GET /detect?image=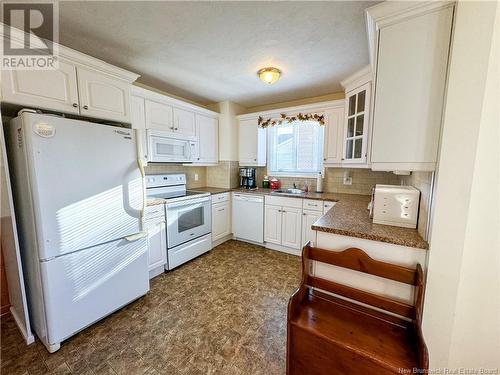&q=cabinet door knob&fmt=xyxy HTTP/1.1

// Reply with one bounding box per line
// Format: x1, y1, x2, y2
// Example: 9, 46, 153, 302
83, 105, 89, 110
197, 157, 200, 160
323, 158, 326, 161
254, 158, 257, 161
170, 126, 174, 130
72, 103, 78, 108
174, 128, 178, 130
